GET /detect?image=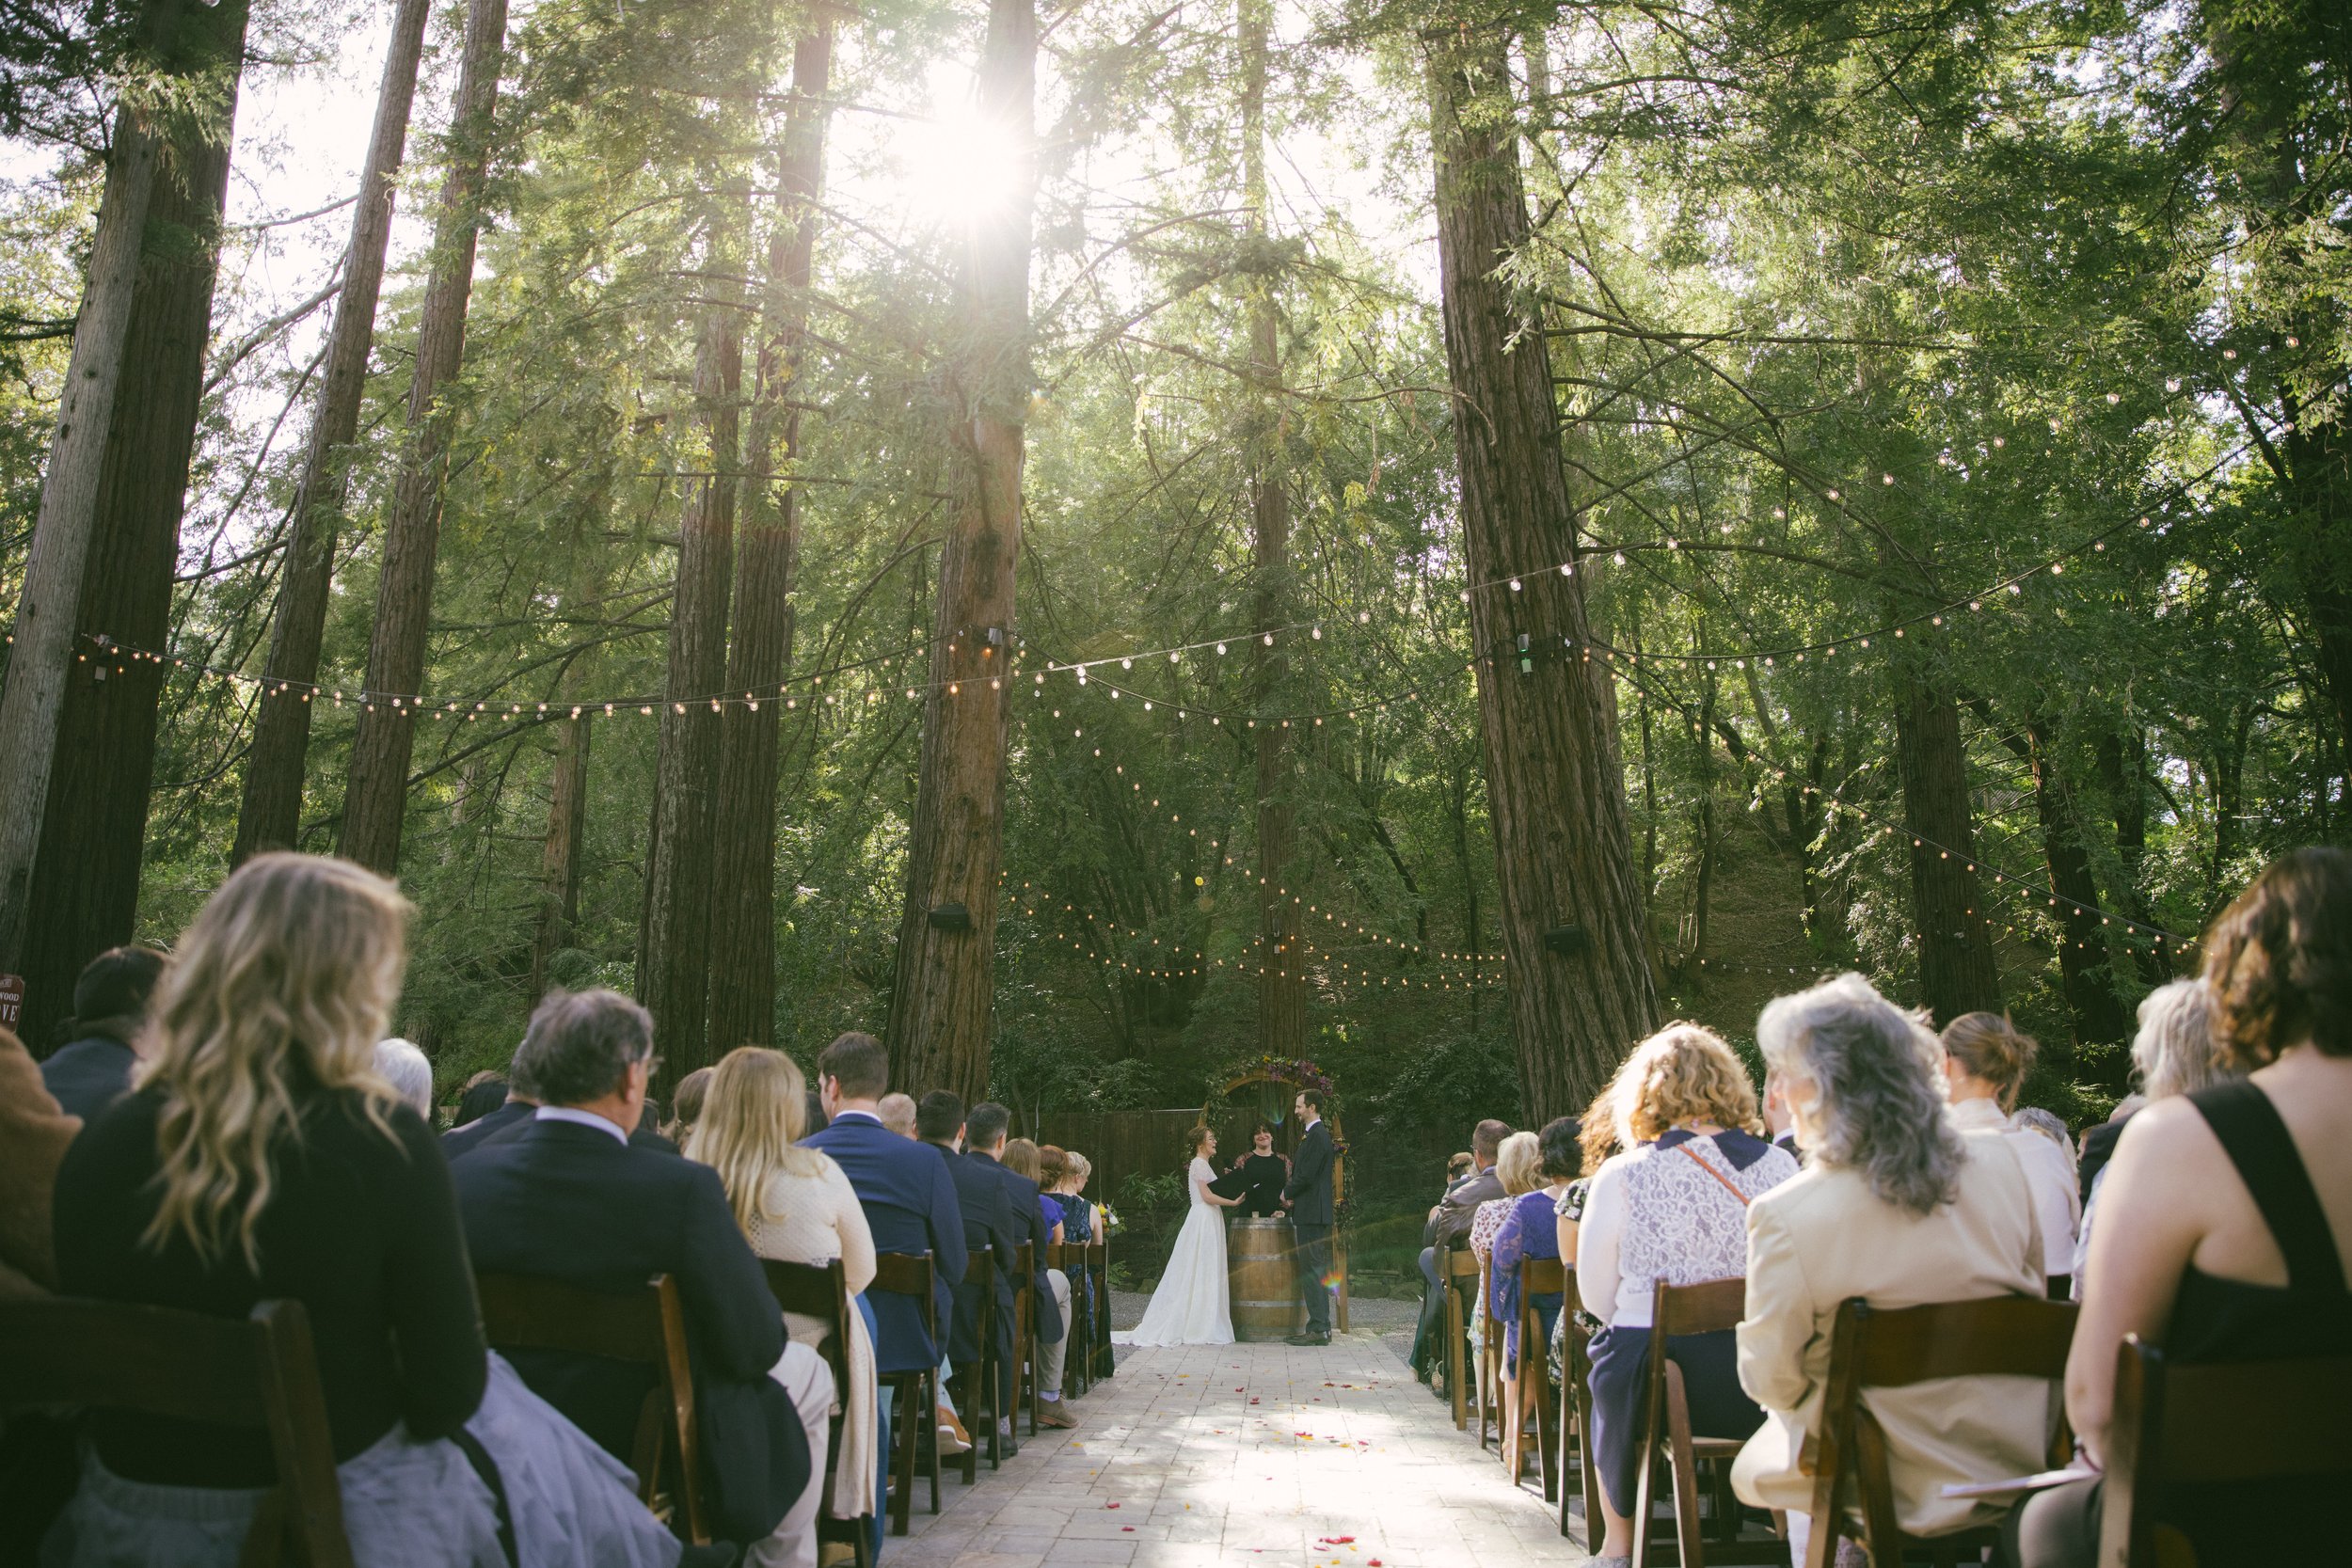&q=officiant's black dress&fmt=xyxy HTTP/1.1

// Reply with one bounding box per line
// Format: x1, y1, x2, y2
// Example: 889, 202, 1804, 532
1213, 1153, 1291, 1217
